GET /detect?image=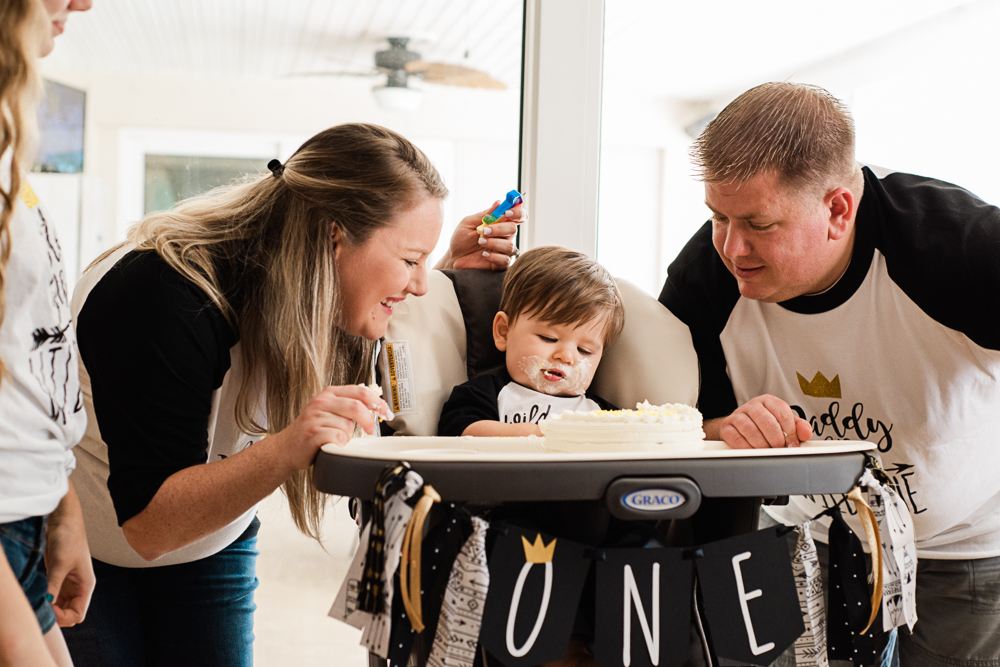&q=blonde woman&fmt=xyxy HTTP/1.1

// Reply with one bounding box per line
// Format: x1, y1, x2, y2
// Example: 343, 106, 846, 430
60, 123, 523, 666
0, 0, 94, 665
